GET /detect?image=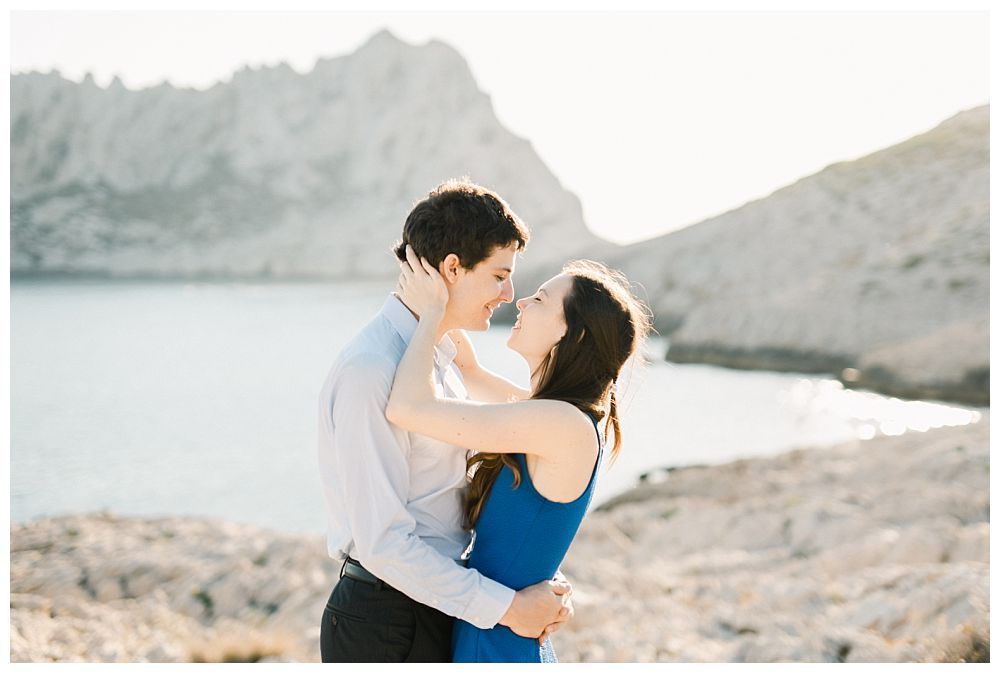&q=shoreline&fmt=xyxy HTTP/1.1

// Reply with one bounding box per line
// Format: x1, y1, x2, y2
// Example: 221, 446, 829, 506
9, 405, 988, 532
666, 344, 988, 407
